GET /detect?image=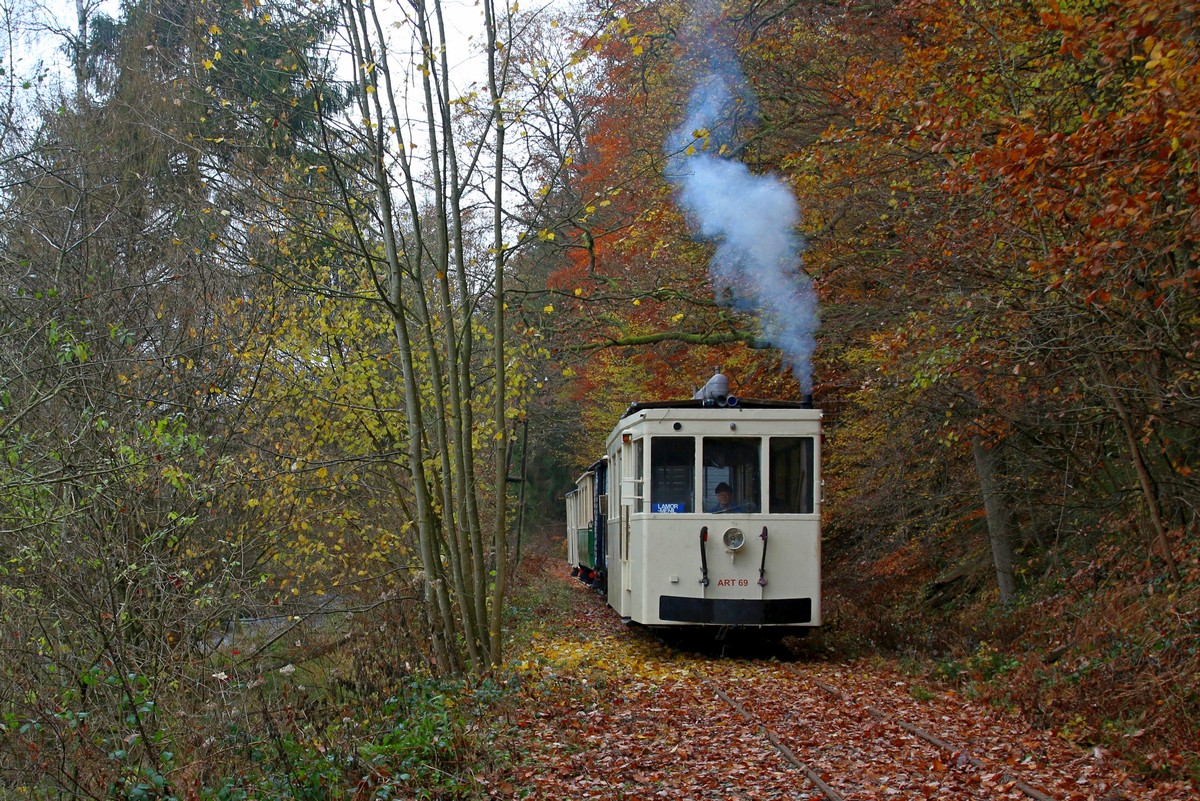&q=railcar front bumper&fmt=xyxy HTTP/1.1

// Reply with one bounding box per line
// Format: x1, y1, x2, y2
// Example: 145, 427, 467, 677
658, 595, 813, 625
